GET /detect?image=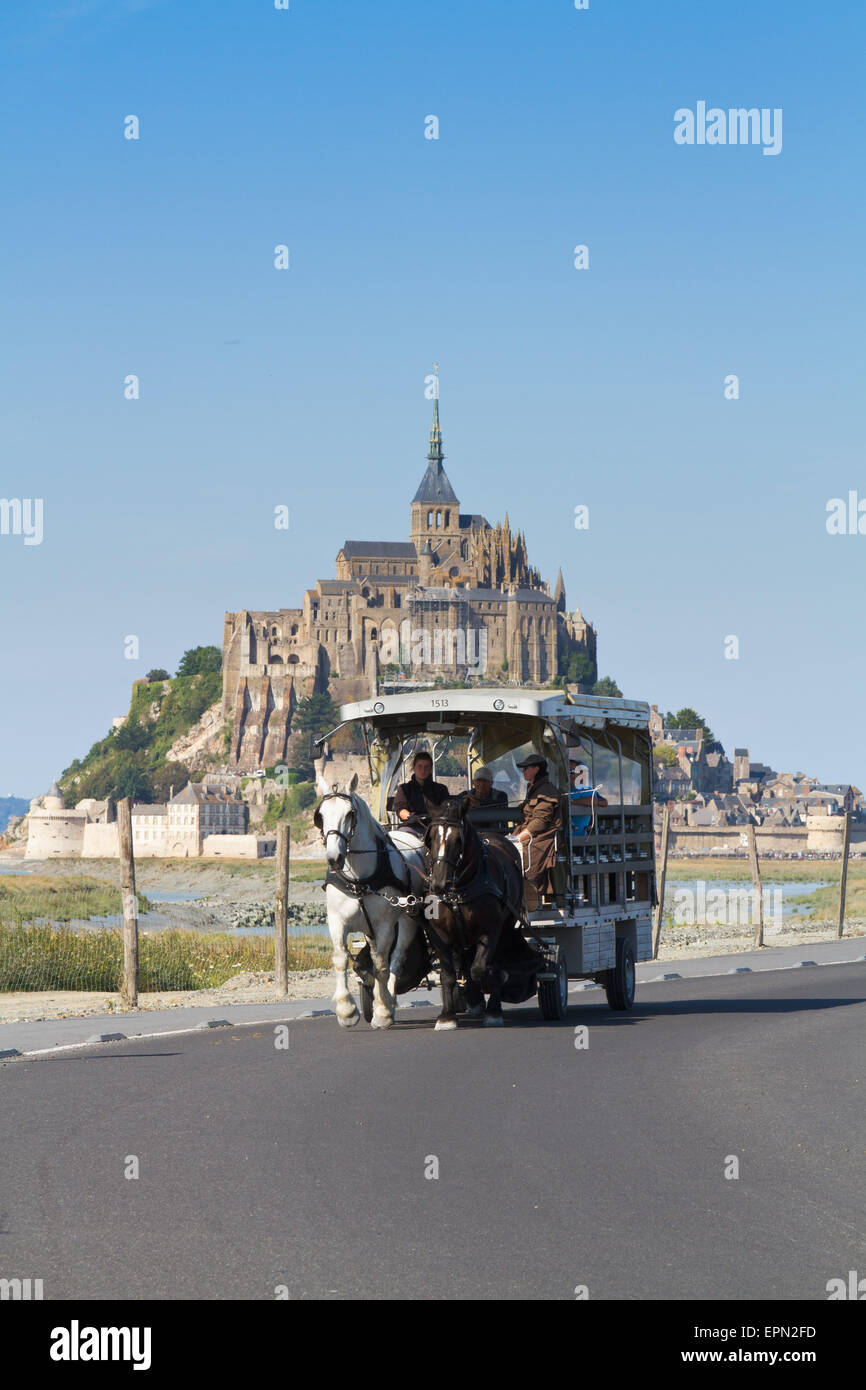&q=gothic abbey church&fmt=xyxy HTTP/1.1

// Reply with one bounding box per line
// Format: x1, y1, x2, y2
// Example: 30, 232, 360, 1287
222, 390, 597, 770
